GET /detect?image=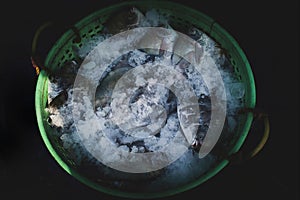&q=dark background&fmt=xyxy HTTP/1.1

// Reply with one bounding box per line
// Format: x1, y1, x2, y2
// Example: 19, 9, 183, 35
0, 0, 298, 199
